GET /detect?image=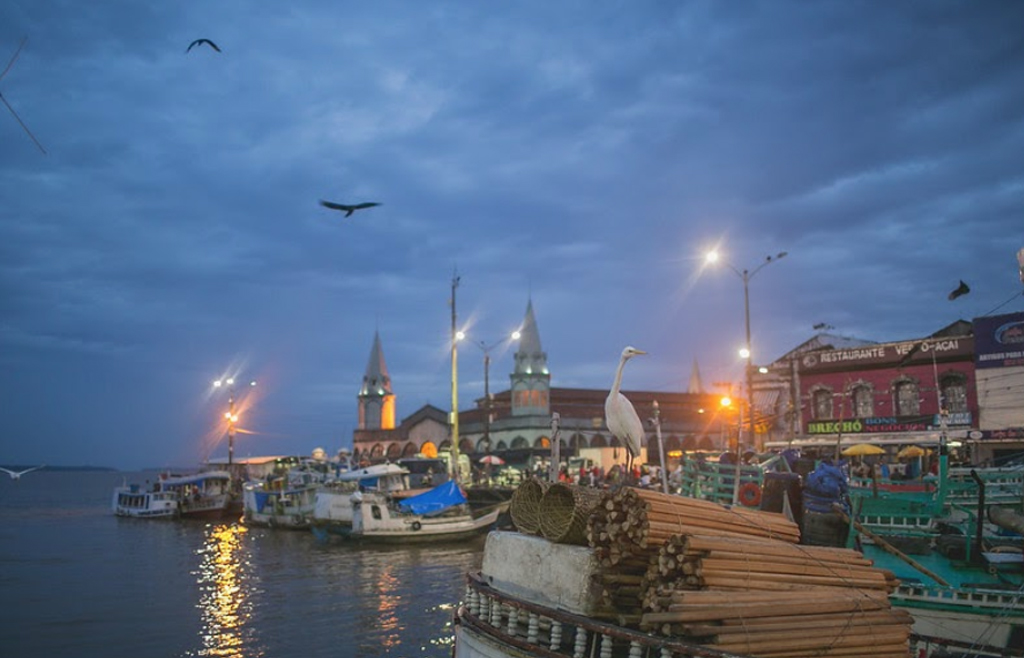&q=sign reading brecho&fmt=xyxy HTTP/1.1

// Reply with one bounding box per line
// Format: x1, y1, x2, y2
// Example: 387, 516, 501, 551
807, 413, 972, 435
799, 337, 974, 371
973, 311, 1024, 369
